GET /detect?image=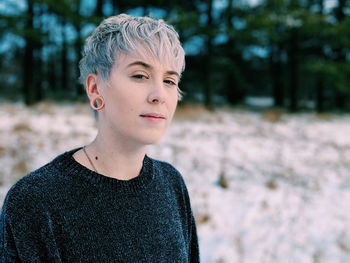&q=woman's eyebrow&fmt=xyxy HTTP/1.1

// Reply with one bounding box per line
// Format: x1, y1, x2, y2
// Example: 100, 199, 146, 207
127, 61, 151, 69
127, 61, 180, 78
166, 71, 180, 78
